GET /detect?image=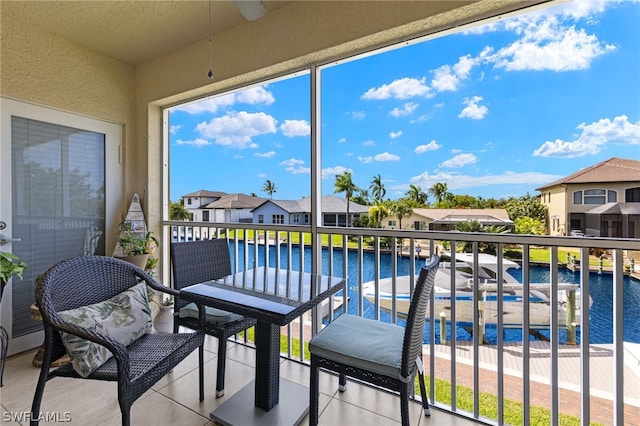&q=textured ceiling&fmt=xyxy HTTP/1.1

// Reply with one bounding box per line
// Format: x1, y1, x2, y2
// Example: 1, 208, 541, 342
1, 1, 289, 65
